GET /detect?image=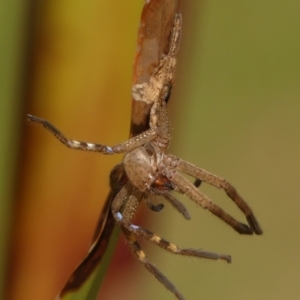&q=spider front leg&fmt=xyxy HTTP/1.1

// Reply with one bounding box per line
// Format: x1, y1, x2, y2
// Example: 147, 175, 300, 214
166, 169, 255, 234
27, 114, 157, 154
168, 155, 262, 235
